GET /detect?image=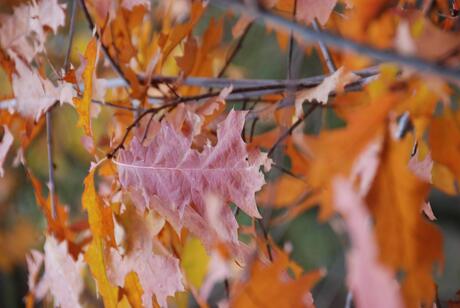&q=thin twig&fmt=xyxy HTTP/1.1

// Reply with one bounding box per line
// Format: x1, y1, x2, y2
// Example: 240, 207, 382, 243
345, 291, 353, 308
46, 0, 78, 220
46, 112, 56, 219
312, 19, 337, 73
1, 68, 377, 111
287, 0, 297, 80
79, 0, 129, 86
217, 22, 253, 78
146, 66, 378, 89
212, 0, 460, 82
267, 104, 316, 157
64, 0, 78, 72
271, 163, 305, 180
249, 117, 258, 142
91, 100, 141, 112
107, 104, 172, 159
256, 218, 274, 261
